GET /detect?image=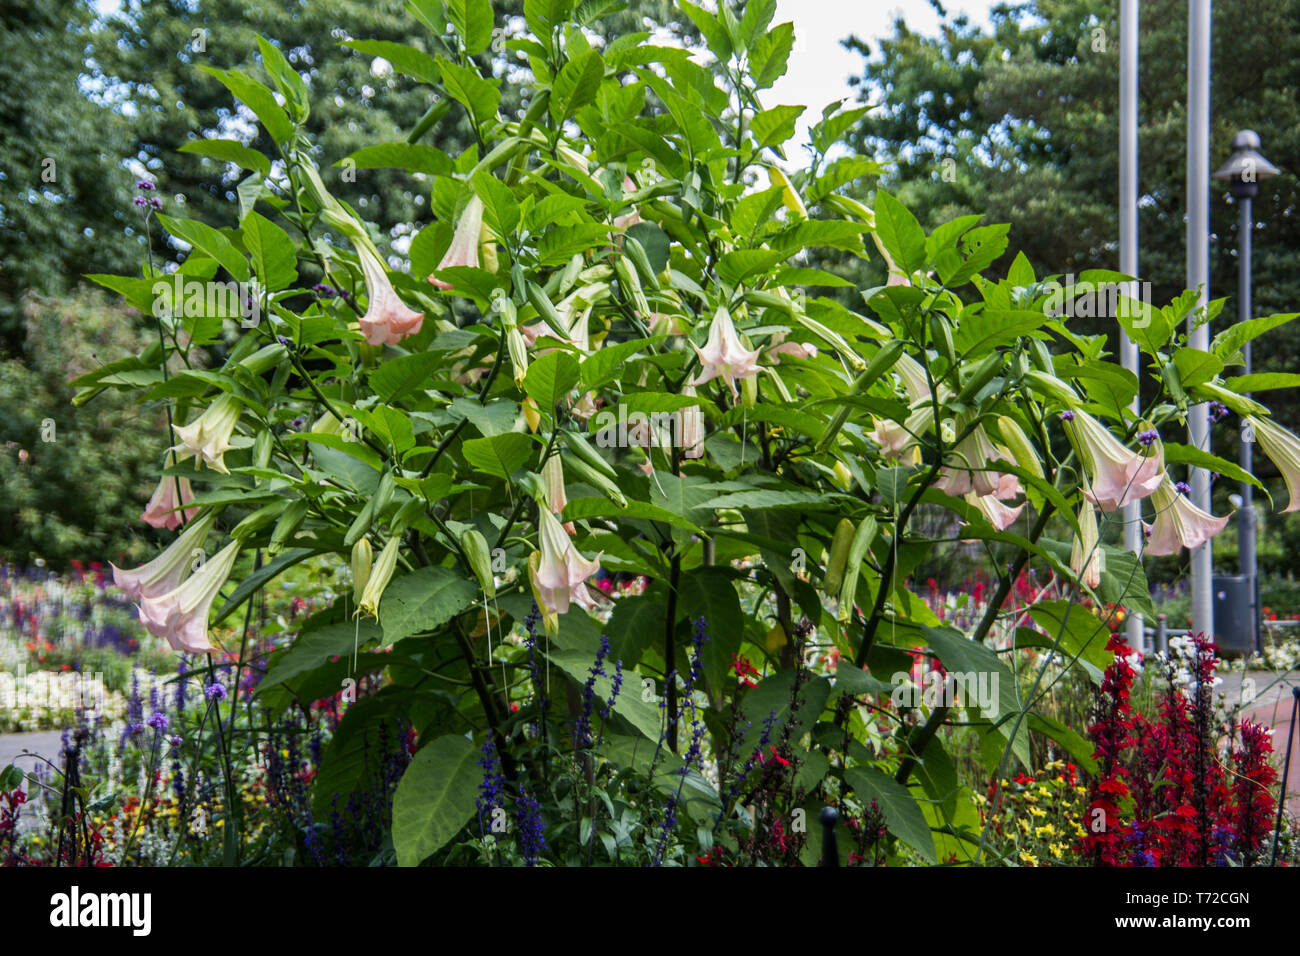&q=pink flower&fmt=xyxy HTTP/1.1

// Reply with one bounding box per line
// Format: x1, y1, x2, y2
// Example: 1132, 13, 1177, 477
1142, 474, 1231, 555
112, 512, 214, 602
935, 415, 1007, 497
357, 245, 424, 346
690, 306, 762, 401
141, 452, 199, 530
1063, 410, 1162, 512
678, 385, 705, 460
966, 490, 1025, 531
613, 178, 642, 232
530, 507, 601, 630
138, 540, 242, 654
765, 332, 818, 364
429, 194, 485, 290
